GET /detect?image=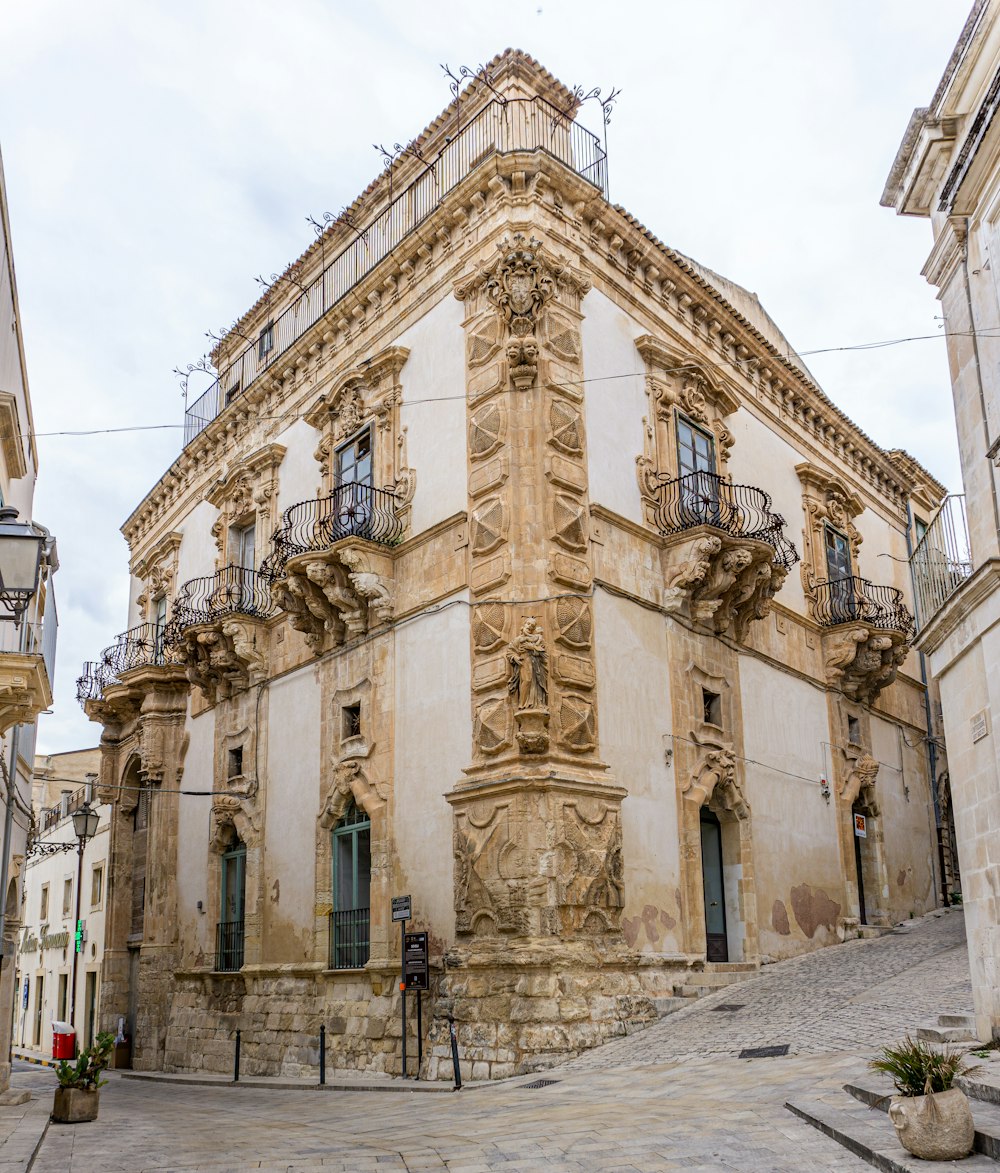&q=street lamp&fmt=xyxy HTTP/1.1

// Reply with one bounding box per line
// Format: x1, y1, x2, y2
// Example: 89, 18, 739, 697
0, 506, 45, 621
69, 802, 100, 1048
